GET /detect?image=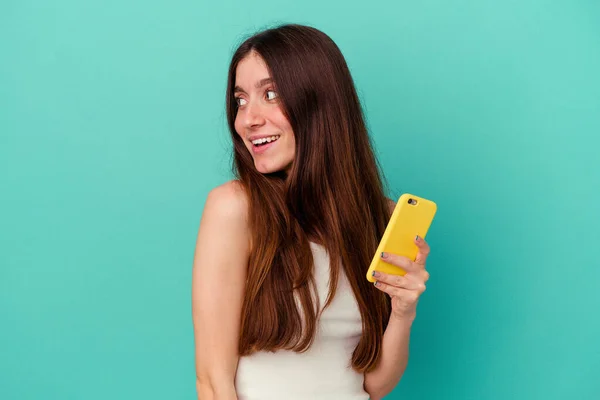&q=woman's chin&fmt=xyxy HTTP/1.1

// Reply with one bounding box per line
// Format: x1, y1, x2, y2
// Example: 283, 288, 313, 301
255, 164, 280, 175
254, 160, 286, 175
